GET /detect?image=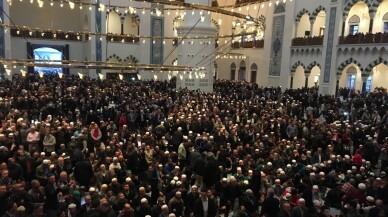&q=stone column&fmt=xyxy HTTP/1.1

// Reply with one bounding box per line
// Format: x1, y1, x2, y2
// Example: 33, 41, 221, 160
304, 72, 310, 88
361, 73, 368, 92
335, 73, 341, 97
